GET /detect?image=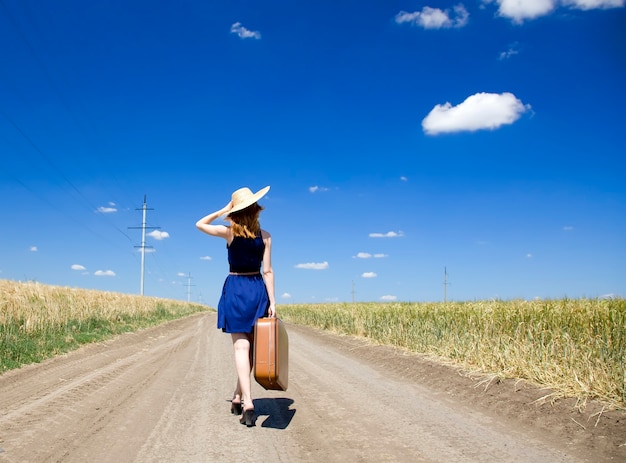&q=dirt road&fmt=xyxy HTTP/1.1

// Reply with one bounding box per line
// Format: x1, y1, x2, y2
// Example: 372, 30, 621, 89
0, 313, 623, 462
